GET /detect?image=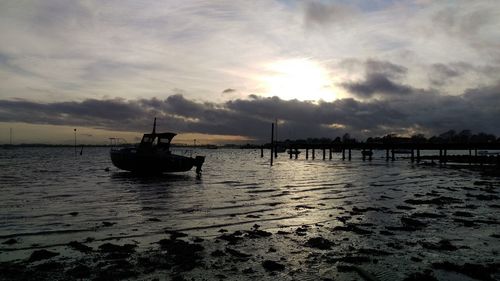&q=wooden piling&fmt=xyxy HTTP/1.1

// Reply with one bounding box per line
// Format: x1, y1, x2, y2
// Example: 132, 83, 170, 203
295, 149, 298, 159
270, 123, 274, 166
342, 149, 345, 160
348, 148, 352, 160
362, 149, 366, 161
261, 146, 264, 158
329, 148, 332, 160
411, 149, 414, 162
386, 149, 389, 161
369, 148, 372, 161
289, 148, 292, 159
306, 148, 309, 159
322, 148, 326, 160
417, 149, 420, 162
391, 149, 395, 161
312, 148, 315, 160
